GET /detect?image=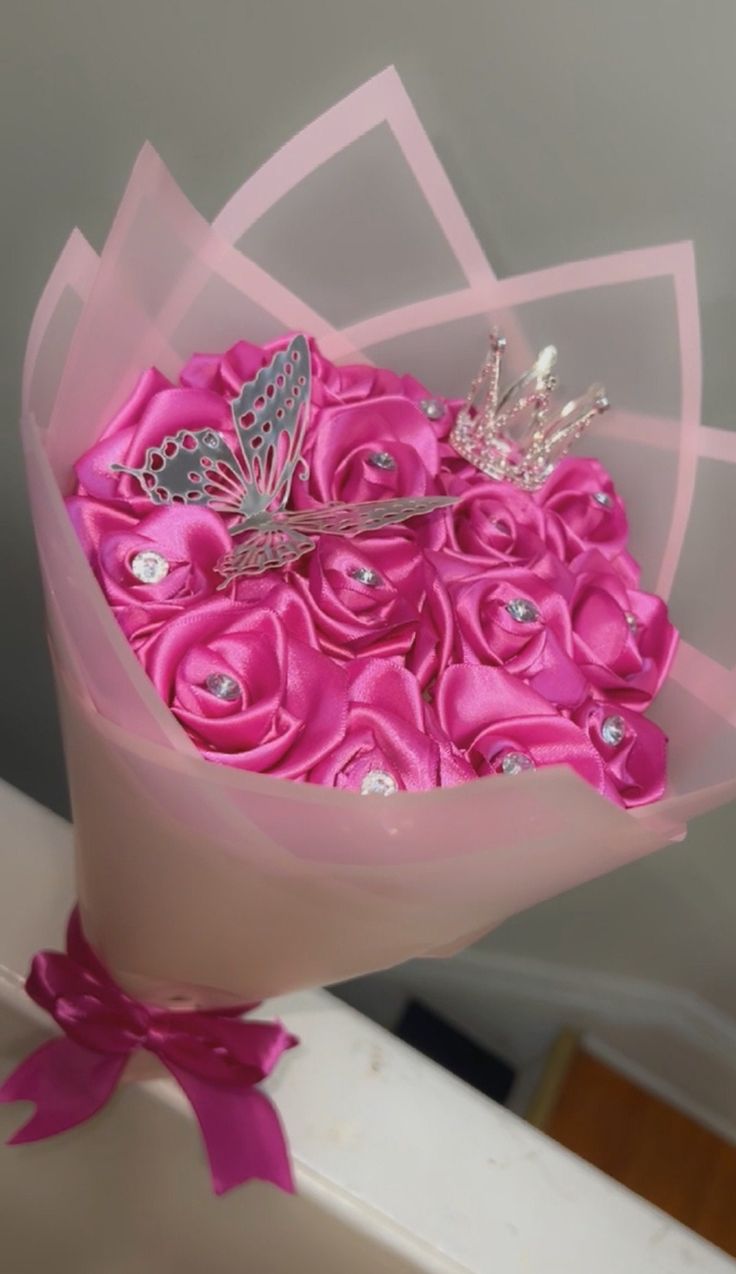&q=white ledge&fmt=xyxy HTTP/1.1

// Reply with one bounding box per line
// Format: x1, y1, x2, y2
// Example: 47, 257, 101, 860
0, 778, 731, 1274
